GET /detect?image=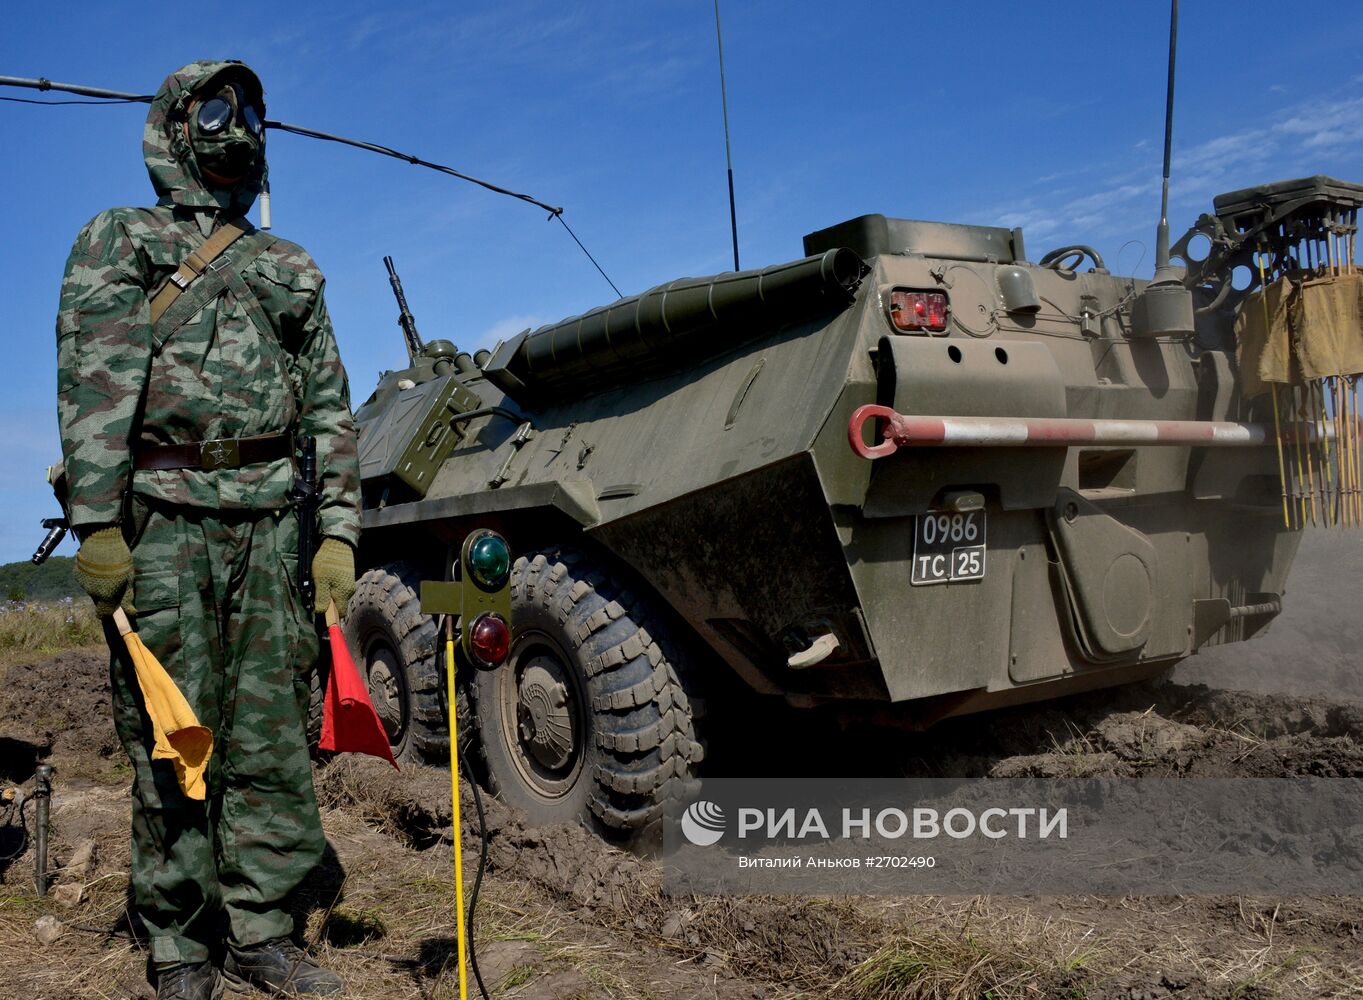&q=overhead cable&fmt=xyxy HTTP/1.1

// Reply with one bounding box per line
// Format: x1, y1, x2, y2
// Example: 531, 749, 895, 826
0, 74, 621, 295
